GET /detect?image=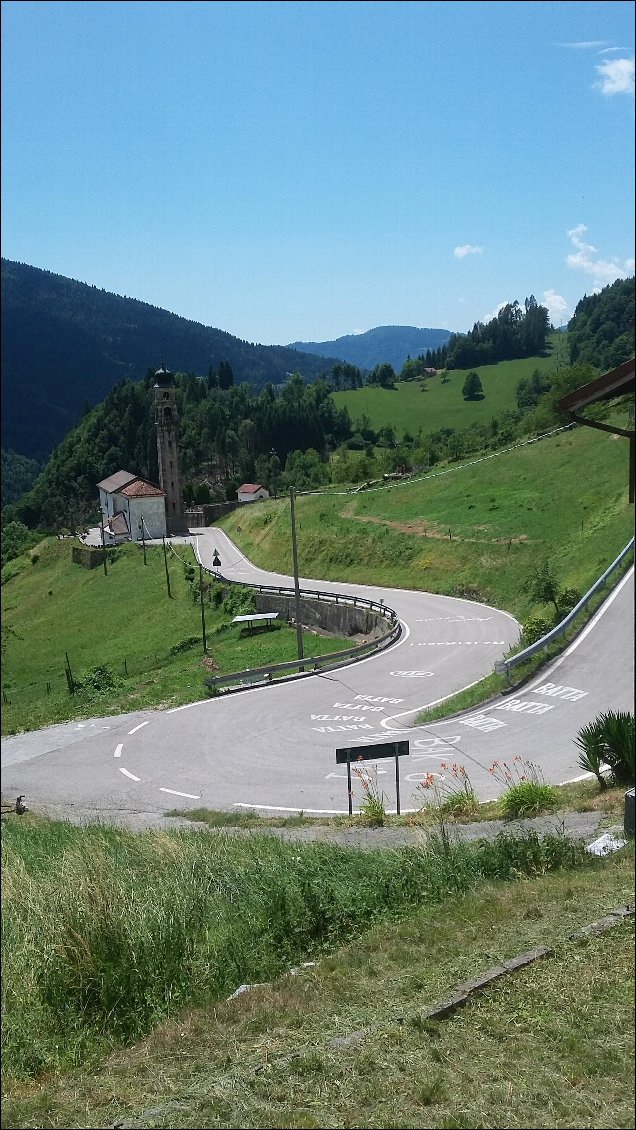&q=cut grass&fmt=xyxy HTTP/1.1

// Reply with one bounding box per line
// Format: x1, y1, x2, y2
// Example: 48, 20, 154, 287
2, 842, 633, 1130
